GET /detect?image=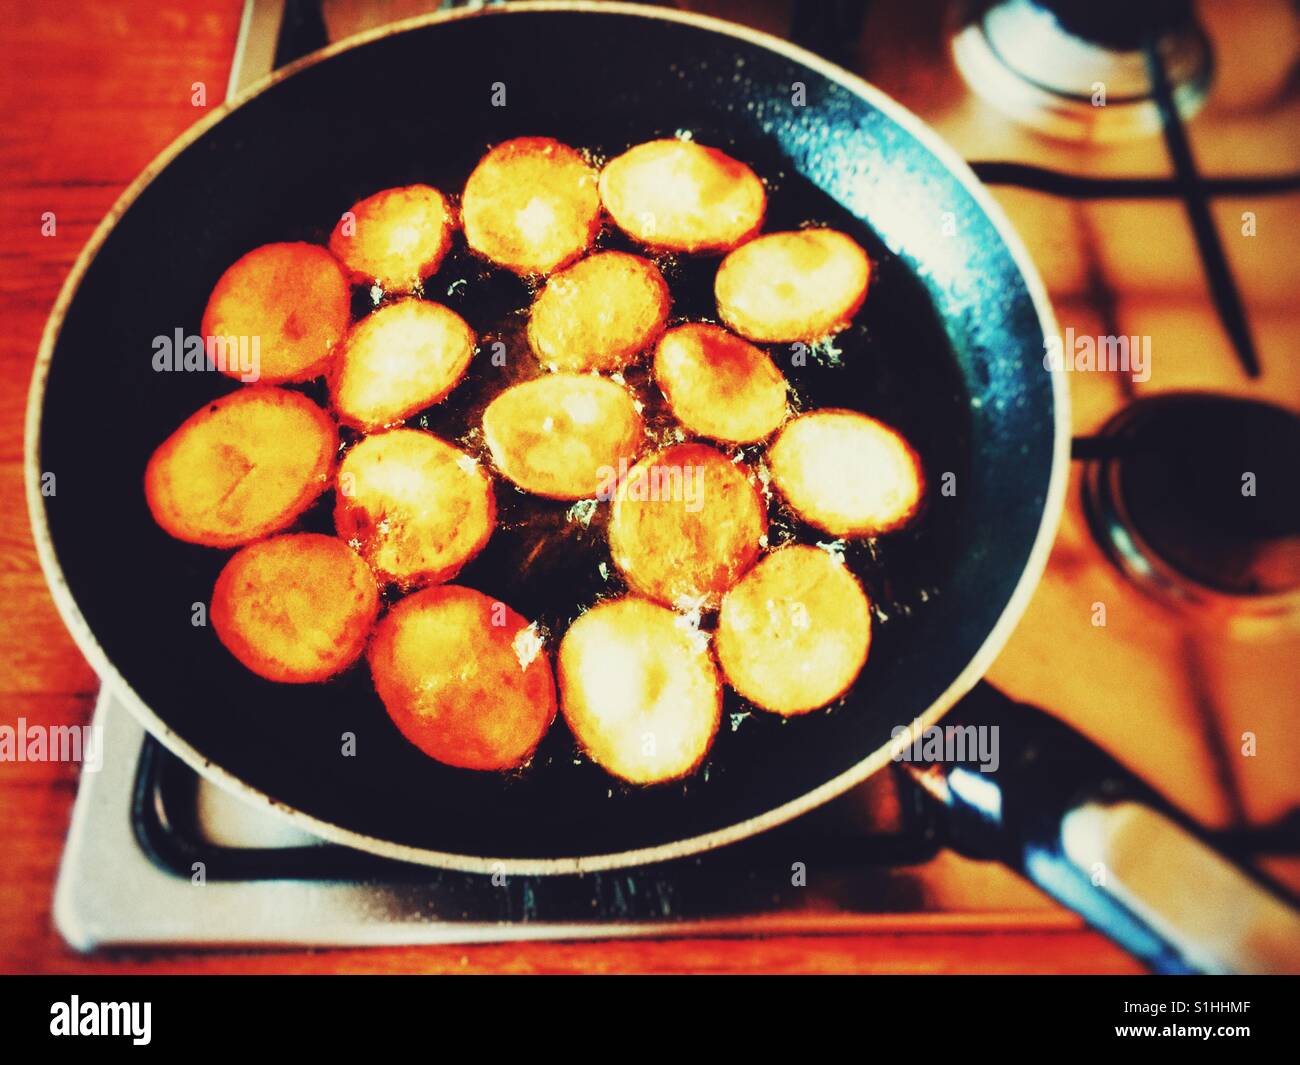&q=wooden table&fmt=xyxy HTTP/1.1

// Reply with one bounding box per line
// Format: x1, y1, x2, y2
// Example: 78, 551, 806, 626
0, 0, 1145, 974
